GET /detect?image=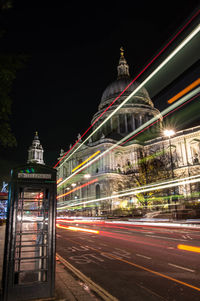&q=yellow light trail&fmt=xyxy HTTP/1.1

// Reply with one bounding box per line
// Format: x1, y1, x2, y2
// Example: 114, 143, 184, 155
57, 24, 200, 170
56, 224, 99, 234
72, 150, 100, 173
168, 78, 200, 104
177, 244, 200, 253
57, 86, 200, 188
